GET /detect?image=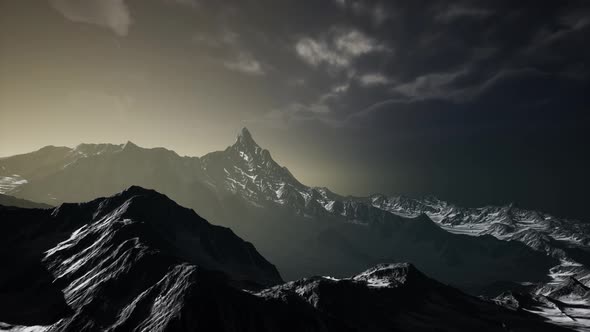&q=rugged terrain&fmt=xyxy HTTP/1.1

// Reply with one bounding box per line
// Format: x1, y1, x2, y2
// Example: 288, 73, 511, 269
0, 186, 282, 330
0, 190, 573, 331
1, 129, 589, 330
